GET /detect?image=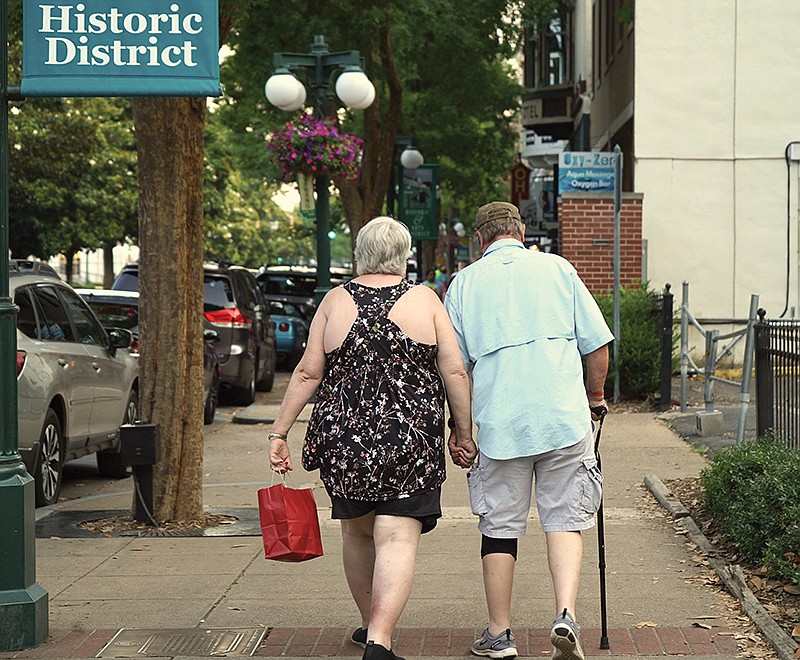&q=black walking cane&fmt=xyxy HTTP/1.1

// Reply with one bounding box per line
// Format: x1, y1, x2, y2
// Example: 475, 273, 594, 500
591, 405, 610, 650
